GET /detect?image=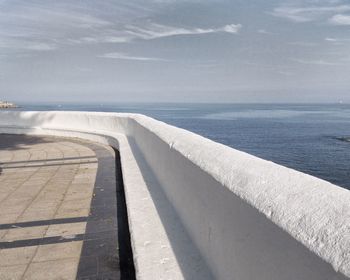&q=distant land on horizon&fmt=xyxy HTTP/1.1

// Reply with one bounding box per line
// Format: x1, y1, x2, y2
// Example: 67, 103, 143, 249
0, 101, 18, 108
12, 101, 350, 107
